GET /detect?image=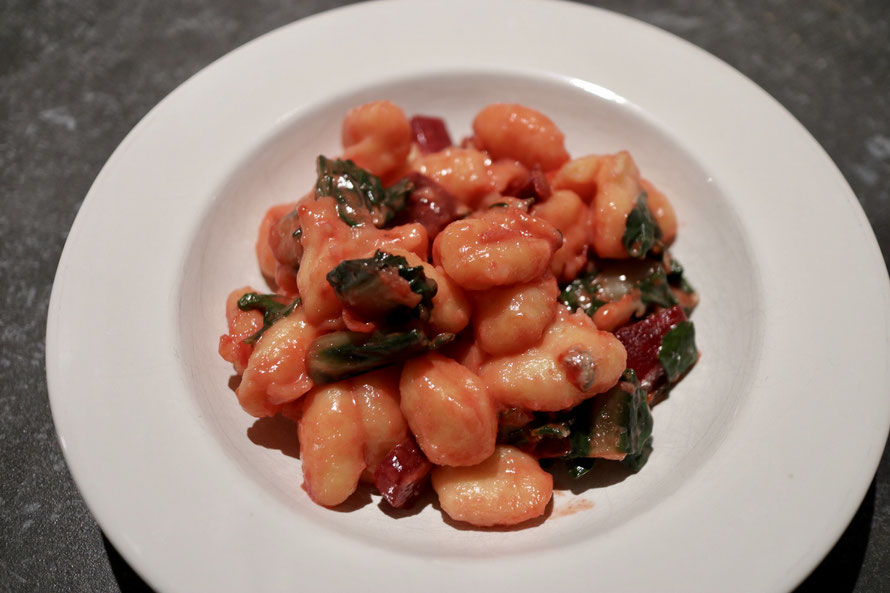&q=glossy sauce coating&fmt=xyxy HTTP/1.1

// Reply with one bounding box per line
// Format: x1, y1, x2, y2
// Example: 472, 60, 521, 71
472, 103, 570, 171
432, 206, 562, 290
237, 308, 320, 417
342, 100, 412, 177
400, 353, 497, 466
480, 308, 627, 411
432, 445, 553, 526
298, 382, 366, 506
472, 274, 559, 356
